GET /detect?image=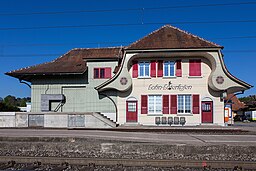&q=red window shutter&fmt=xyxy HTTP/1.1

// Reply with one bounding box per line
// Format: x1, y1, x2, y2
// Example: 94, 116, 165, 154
189, 60, 195, 76
150, 61, 156, 77
189, 59, 201, 76
195, 60, 201, 76
176, 60, 182, 77
104, 68, 111, 78
162, 95, 169, 114
141, 95, 148, 114
157, 60, 163, 77
193, 94, 200, 114
170, 95, 177, 114
132, 61, 138, 78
